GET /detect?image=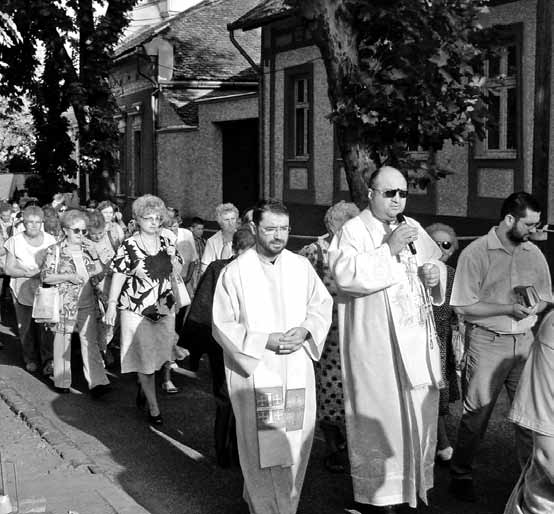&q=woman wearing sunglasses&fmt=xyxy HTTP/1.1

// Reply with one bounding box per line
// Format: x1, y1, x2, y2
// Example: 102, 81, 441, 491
41, 209, 110, 396
426, 222, 460, 464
